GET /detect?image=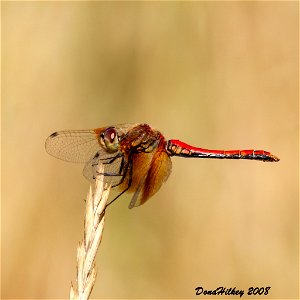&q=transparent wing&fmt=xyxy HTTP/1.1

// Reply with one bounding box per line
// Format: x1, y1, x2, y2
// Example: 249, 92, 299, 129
45, 130, 102, 163
83, 151, 126, 186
